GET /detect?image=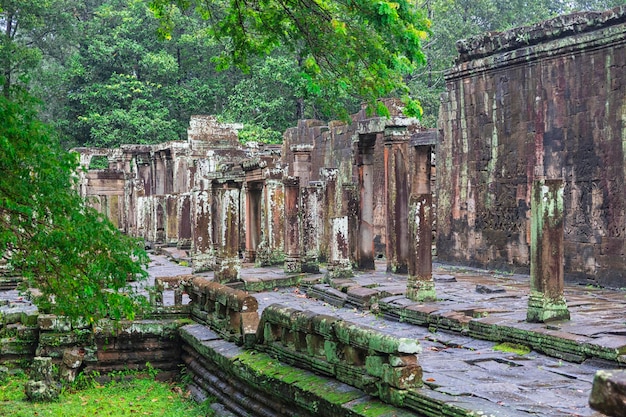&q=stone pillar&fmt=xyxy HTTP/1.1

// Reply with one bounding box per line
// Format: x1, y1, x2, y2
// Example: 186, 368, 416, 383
283, 176, 302, 273
256, 171, 285, 266
155, 197, 165, 244
213, 182, 242, 283
320, 168, 337, 262
191, 189, 214, 272
384, 129, 410, 273
165, 194, 178, 245
177, 193, 192, 250
244, 182, 263, 262
343, 184, 359, 269
328, 216, 353, 279
407, 146, 436, 302
155, 151, 166, 195
527, 177, 570, 322
302, 183, 324, 273
356, 137, 376, 270
323, 169, 352, 279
